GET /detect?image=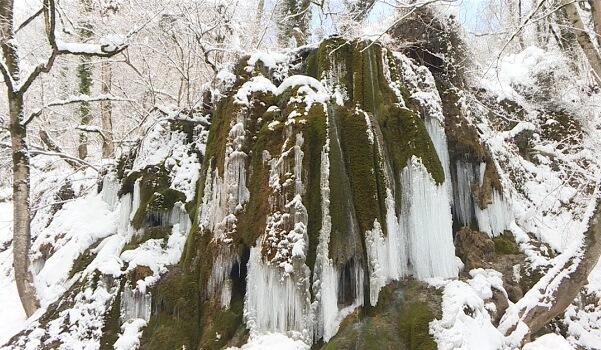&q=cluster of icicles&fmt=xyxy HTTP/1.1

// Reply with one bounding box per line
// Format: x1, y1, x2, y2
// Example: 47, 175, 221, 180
100, 175, 192, 327
194, 52, 515, 345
